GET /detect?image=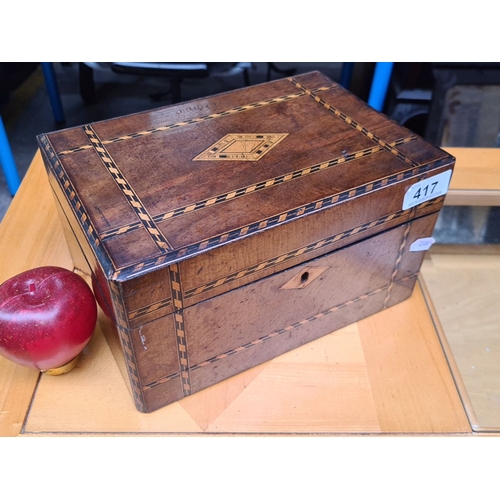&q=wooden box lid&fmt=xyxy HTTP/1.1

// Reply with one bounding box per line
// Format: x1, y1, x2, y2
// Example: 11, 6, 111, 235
37, 72, 454, 282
